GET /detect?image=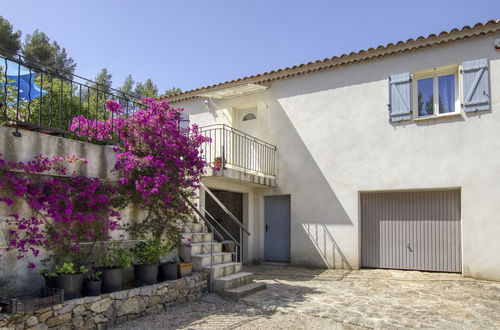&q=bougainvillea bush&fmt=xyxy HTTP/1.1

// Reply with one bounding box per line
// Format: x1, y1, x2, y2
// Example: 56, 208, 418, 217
70, 97, 210, 244
0, 154, 121, 269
